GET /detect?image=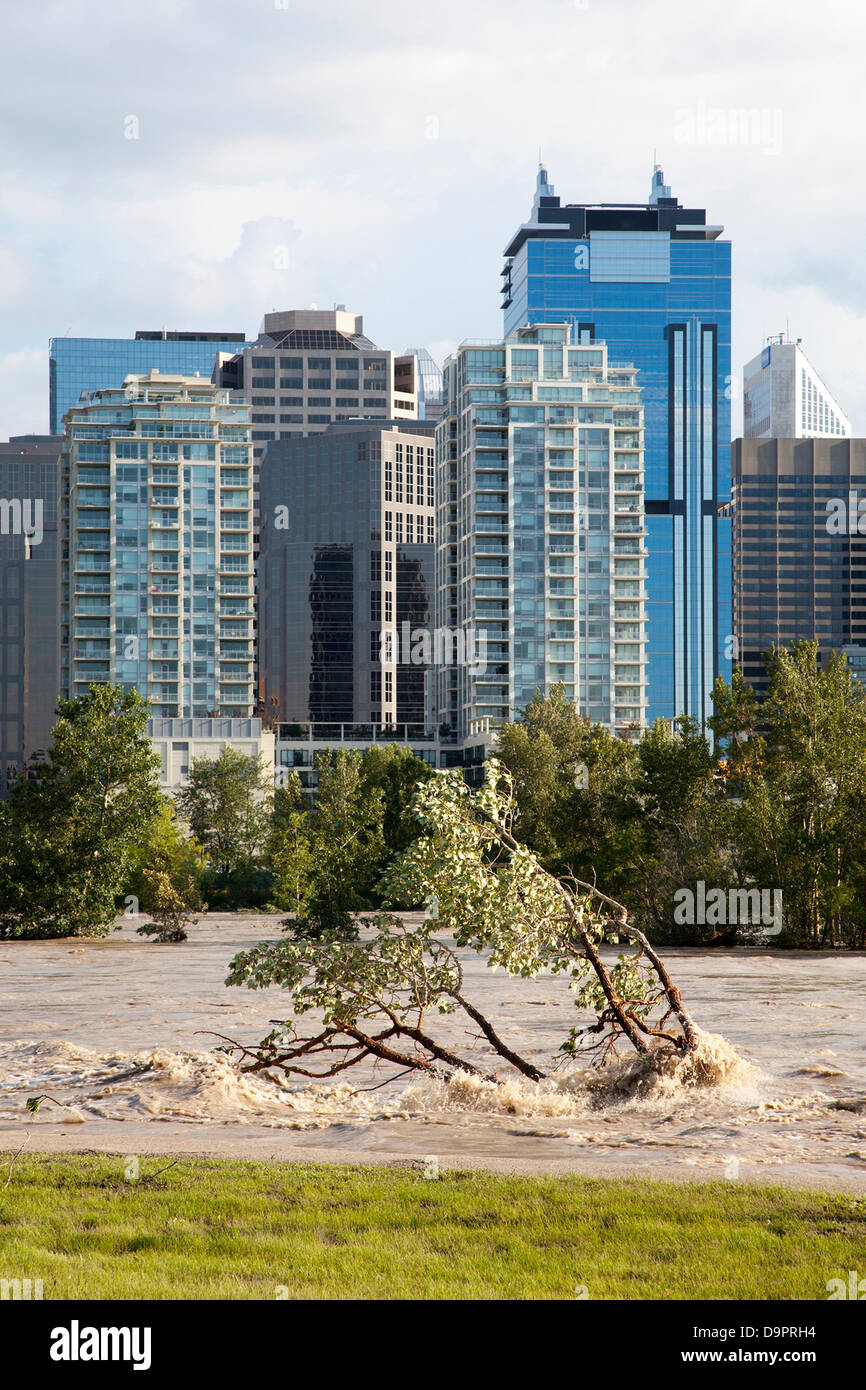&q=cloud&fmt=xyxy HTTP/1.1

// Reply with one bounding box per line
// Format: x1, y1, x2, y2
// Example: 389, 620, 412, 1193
0, 0, 864, 438
0, 350, 49, 440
